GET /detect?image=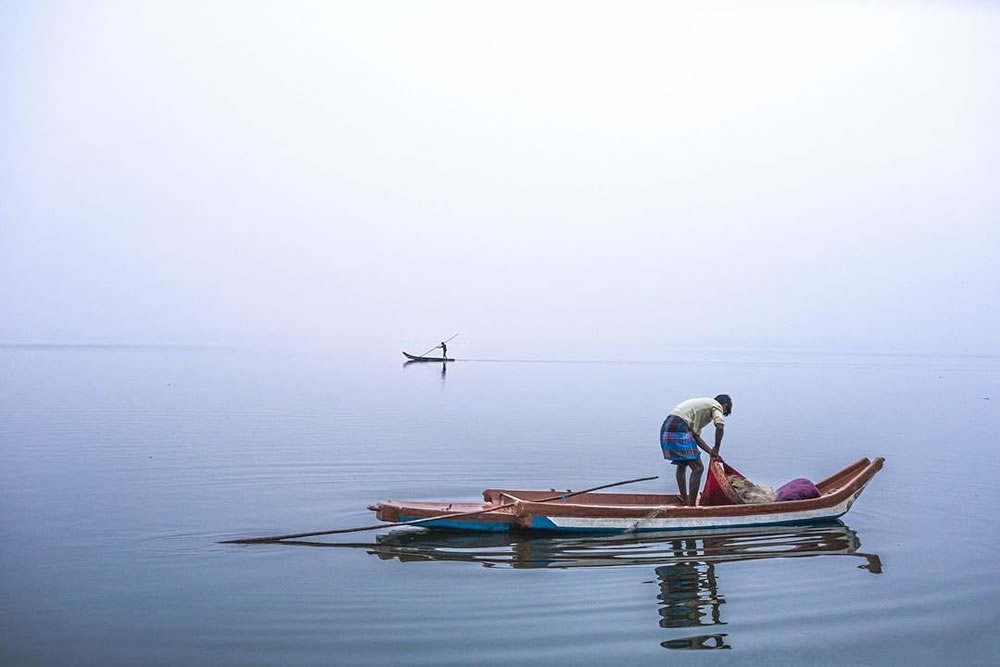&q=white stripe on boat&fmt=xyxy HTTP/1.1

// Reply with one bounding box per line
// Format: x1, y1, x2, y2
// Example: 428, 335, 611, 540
533, 489, 864, 531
